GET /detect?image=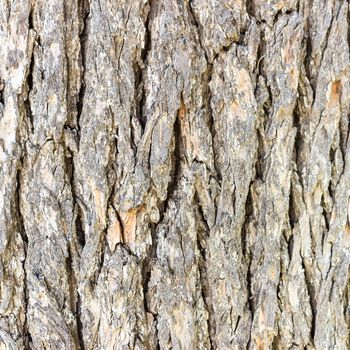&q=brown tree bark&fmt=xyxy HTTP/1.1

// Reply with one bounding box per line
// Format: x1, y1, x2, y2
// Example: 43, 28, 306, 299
0, 0, 350, 349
